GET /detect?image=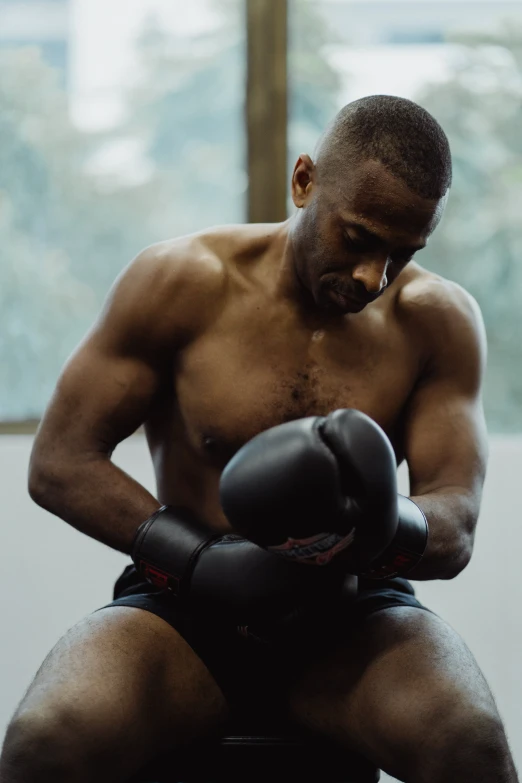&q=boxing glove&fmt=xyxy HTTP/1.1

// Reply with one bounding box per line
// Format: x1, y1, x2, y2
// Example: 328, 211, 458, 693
131, 505, 353, 633
219, 409, 428, 578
